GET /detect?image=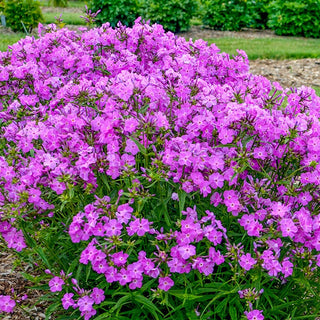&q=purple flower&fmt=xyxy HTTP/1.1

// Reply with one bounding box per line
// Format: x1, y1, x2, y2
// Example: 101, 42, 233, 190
49, 276, 65, 292
0, 295, 16, 313
280, 218, 298, 238
178, 245, 196, 260
282, 259, 293, 278
117, 268, 132, 285
127, 217, 151, 236
171, 192, 179, 201
90, 288, 105, 305
239, 253, 257, 271
158, 276, 174, 291
77, 295, 94, 312
61, 293, 75, 310
105, 219, 123, 237
253, 146, 267, 160
105, 266, 118, 283
3, 17, 320, 317
244, 309, 264, 320
111, 251, 129, 267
